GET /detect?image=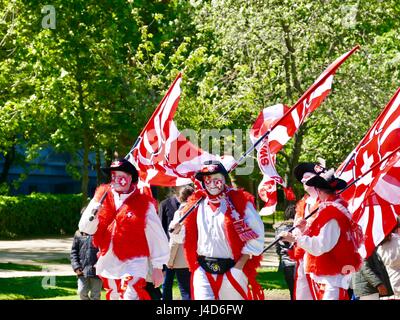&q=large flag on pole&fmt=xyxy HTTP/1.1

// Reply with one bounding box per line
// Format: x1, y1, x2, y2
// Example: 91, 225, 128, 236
267, 45, 360, 154
337, 87, 400, 258
126, 73, 235, 187
250, 46, 360, 215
